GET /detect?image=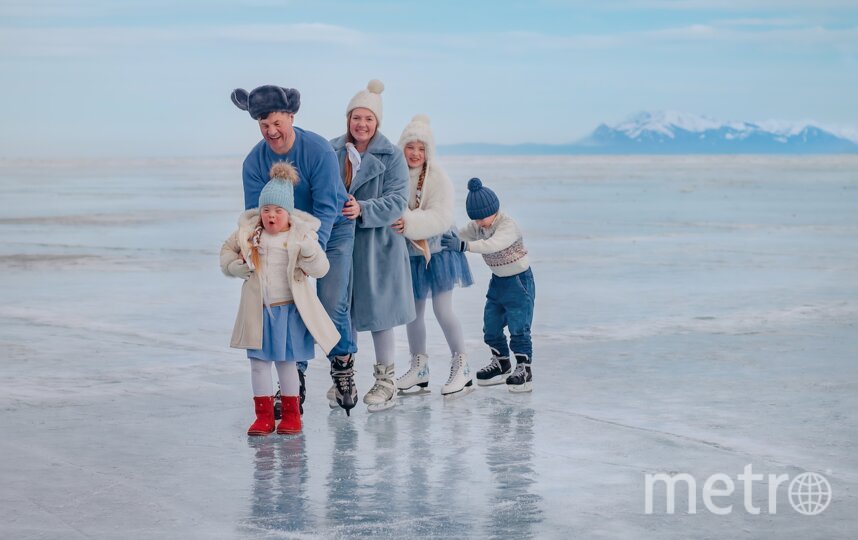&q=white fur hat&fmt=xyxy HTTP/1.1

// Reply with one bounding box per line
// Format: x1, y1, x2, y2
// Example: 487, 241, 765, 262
398, 114, 436, 163
346, 79, 384, 125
